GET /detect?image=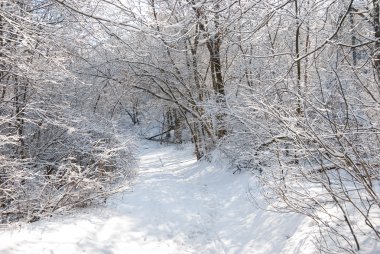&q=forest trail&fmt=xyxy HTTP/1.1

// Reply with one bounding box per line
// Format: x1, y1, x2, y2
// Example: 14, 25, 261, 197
0, 142, 315, 254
